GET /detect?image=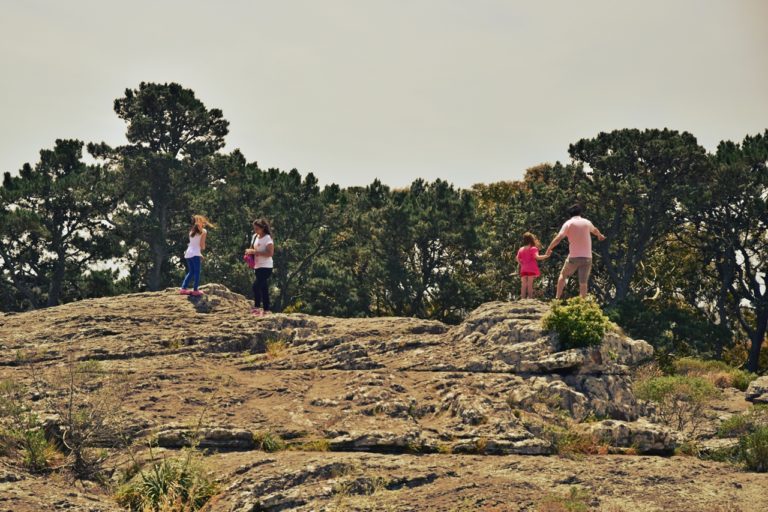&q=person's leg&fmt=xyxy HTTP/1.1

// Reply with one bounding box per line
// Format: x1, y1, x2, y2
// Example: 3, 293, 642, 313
557, 259, 577, 299
577, 259, 592, 298
191, 257, 202, 291
181, 258, 193, 290
520, 276, 527, 299
252, 270, 262, 309
260, 268, 273, 311
526, 276, 535, 298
